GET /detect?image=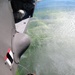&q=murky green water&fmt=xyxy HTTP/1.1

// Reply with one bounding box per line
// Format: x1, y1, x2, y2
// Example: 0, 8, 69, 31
18, 4, 75, 75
